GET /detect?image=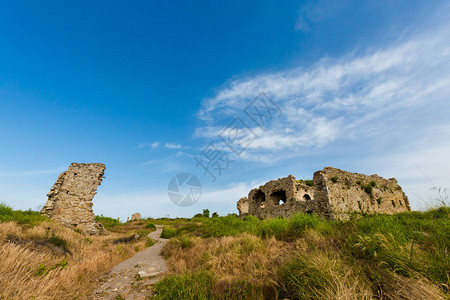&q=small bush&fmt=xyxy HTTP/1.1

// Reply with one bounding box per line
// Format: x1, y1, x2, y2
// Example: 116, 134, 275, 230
364, 185, 373, 194
331, 176, 339, 183
297, 179, 314, 187
135, 229, 150, 237
95, 215, 120, 229
146, 237, 155, 247
47, 236, 68, 248
180, 236, 194, 249
304, 180, 314, 187
370, 181, 377, 187
145, 222, 157, 230
160, 227, 177, 239
377, 197, 383, 205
